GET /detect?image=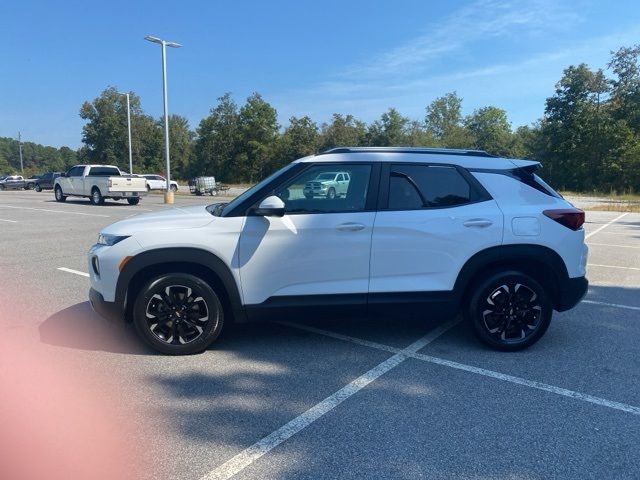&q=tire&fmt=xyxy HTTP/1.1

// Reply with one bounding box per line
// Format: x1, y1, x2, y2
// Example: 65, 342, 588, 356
35, 184, 42, 192
467, 270, 552, 351
132, 273, 224, 355
327, 187, 336, 199
146, 185, 151, 192
0, 185, 4, 191
127, 197, 140, 205
54, 185, 66, 202
90, 187, 104, 205
170, 184, 178, 192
